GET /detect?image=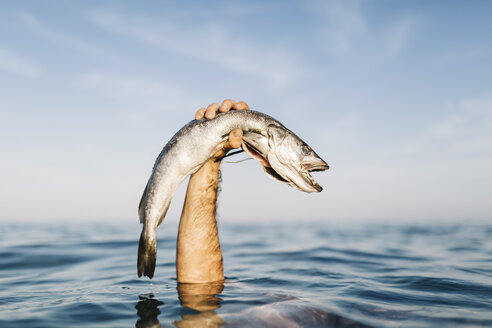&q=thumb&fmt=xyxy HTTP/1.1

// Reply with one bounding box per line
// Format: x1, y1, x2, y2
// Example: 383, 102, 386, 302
224, 129, 243, 150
